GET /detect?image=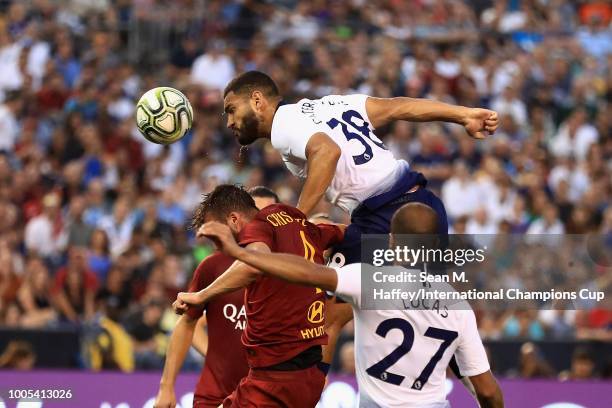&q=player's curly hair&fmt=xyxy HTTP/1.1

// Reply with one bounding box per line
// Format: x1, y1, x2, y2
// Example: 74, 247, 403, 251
190, 184, 258, 230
